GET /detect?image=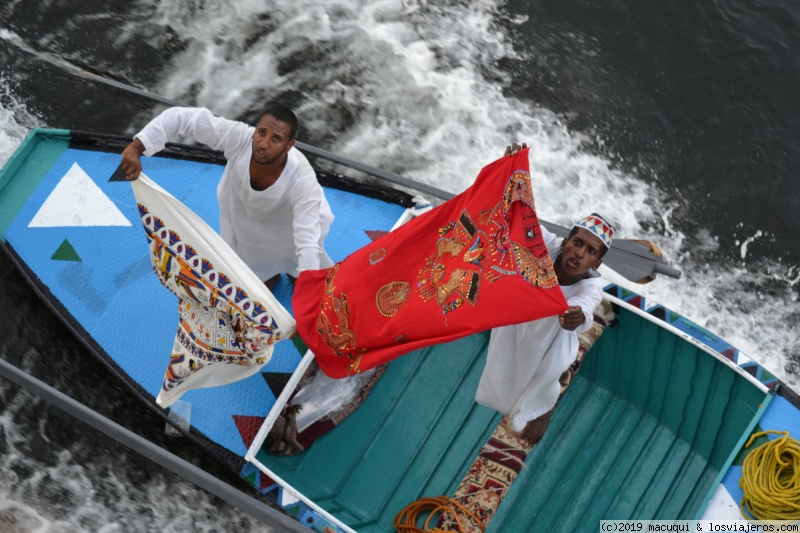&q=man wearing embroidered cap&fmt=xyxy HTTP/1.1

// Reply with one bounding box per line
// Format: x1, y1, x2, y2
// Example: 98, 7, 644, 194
476, 143, 615, 446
